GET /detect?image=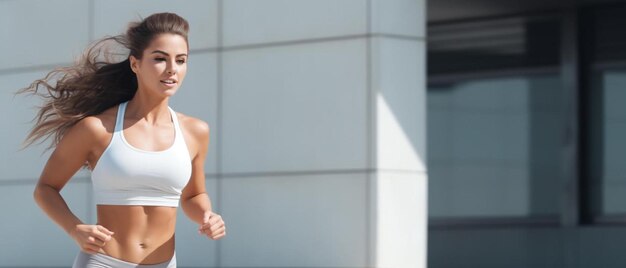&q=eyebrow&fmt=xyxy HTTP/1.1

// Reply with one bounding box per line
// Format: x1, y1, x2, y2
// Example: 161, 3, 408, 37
151, 50, 188, 57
